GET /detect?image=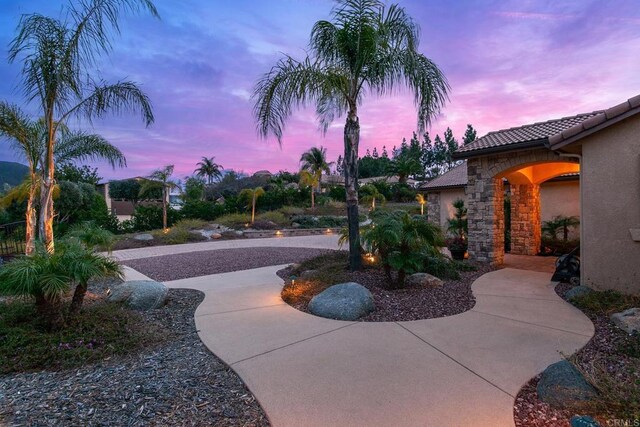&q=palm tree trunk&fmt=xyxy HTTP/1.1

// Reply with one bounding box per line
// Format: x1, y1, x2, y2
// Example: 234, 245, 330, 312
69, 282, 88, 315
41, 111, 56, 253
344, 111, 362, 271
372, 197, 375, 210
24, 172, 37, 255
251, 194, 256, 223
311, 190, 315, 209
162, 187, 168, 229
421, 204, 424, 216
